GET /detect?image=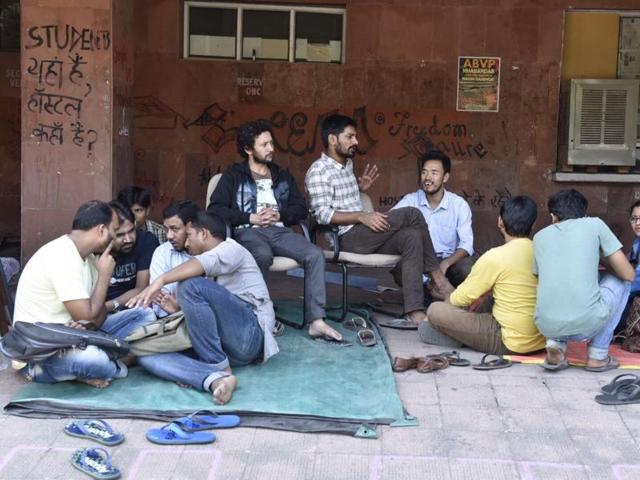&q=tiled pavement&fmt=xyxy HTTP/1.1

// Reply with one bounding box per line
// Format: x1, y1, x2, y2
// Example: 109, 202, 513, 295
1, 269, 640, 479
